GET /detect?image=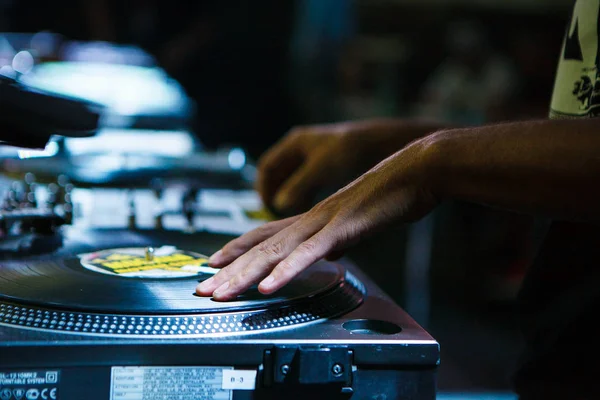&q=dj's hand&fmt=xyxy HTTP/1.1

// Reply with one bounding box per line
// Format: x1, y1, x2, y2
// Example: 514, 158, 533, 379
197, 138, 440, 301
257, 120, 445, 214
